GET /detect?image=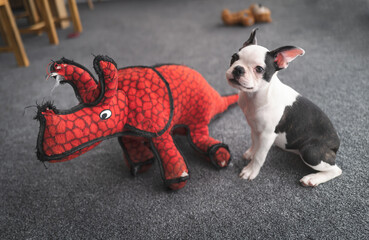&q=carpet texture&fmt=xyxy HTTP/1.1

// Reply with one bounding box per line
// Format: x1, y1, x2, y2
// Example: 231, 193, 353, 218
0, 0, 368, 239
